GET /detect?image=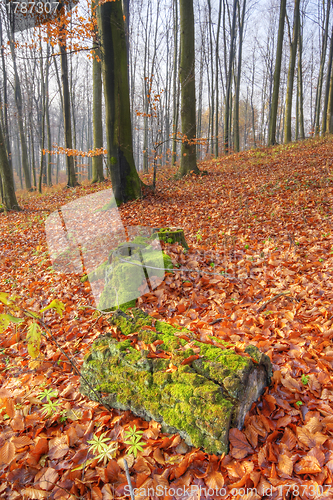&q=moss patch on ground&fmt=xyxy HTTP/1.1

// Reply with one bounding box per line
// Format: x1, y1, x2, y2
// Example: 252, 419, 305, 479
80, 309, 272, 455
